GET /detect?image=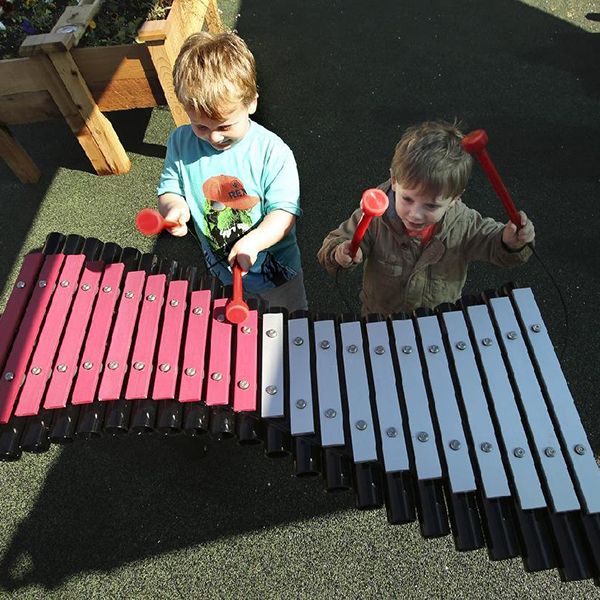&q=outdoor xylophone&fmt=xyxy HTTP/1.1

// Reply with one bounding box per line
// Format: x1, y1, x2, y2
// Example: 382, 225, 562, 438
0, 231, 599, 583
